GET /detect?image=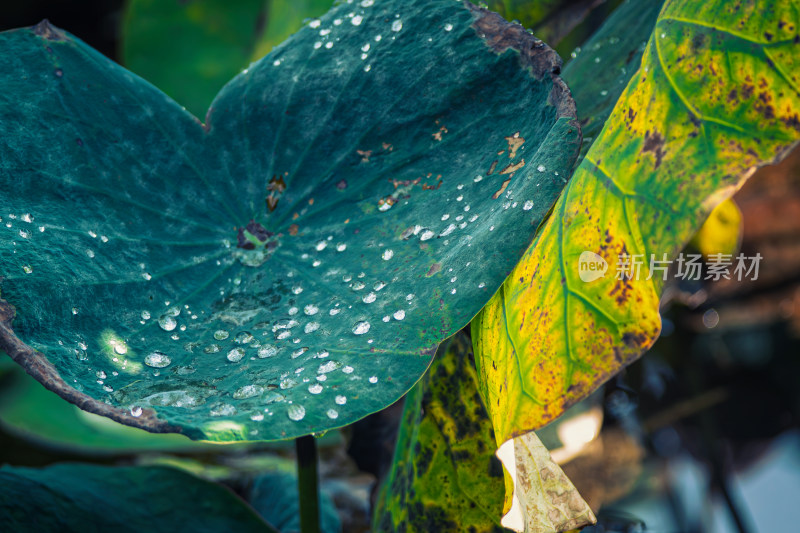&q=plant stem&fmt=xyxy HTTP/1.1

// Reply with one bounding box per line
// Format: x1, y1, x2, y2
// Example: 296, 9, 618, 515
296, 435, 320, 533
